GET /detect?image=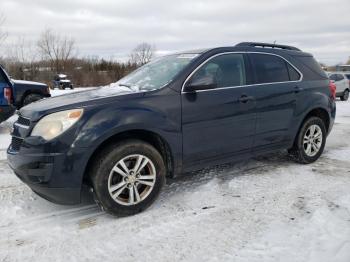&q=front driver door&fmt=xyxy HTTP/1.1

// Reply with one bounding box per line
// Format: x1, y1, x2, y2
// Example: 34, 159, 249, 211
181, 53, 256, 168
